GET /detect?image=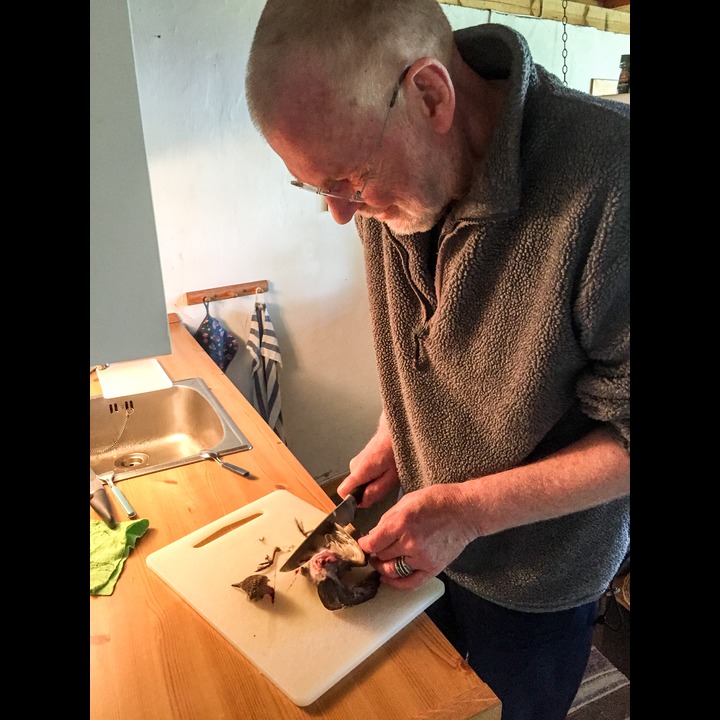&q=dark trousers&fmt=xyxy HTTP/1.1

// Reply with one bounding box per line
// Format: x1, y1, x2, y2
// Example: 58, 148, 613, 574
425, 573, 598, 720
